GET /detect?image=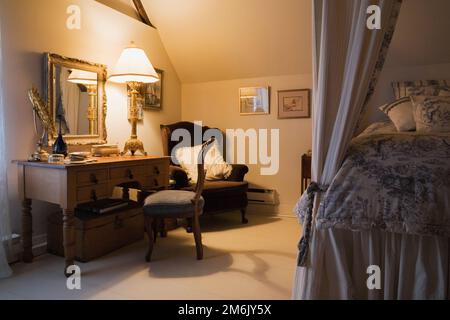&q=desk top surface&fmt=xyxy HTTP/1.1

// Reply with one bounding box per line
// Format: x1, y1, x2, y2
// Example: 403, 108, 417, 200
15, 155, 170, 169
